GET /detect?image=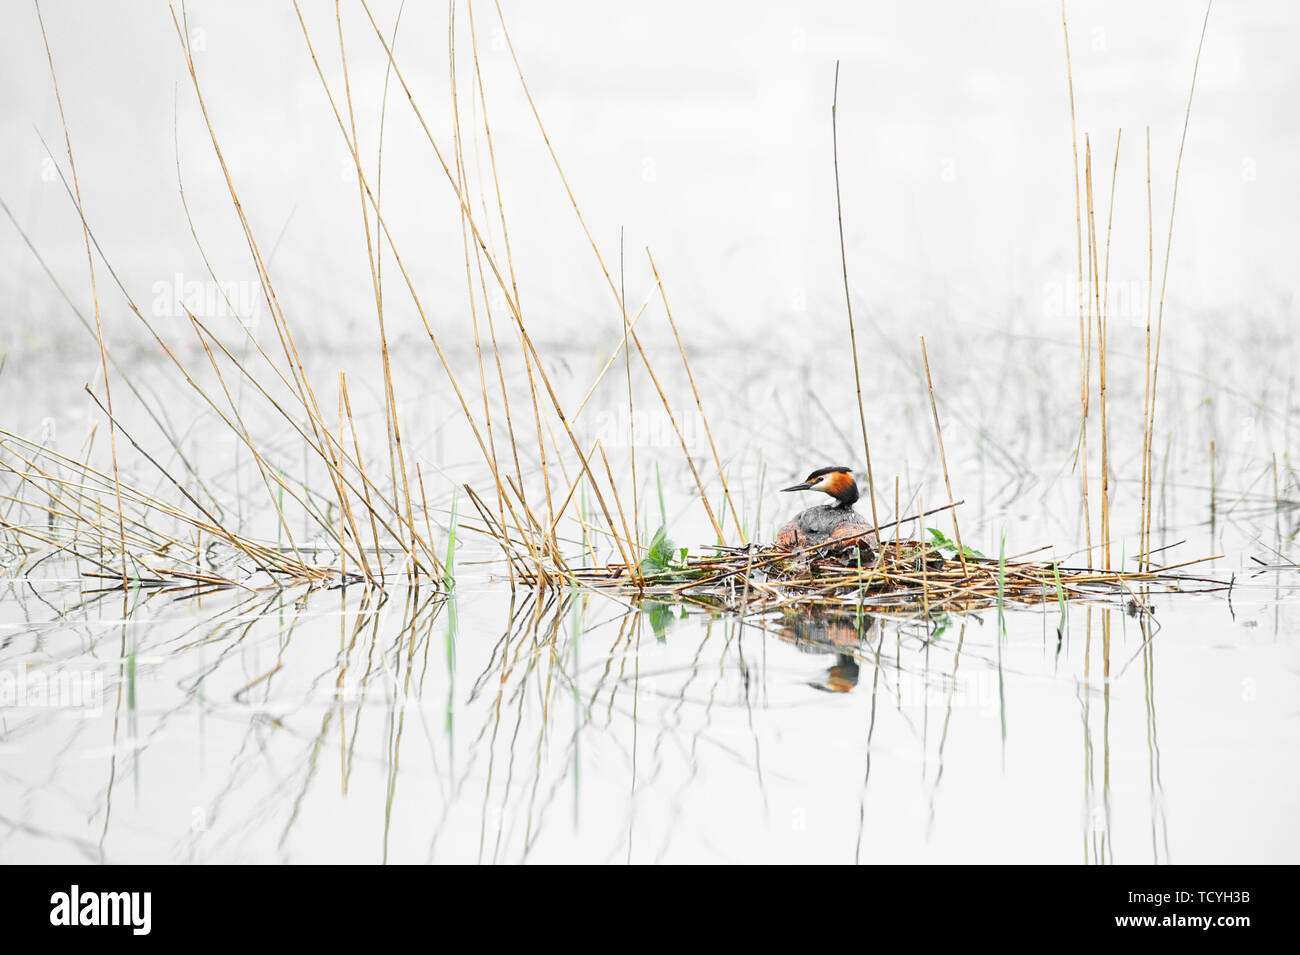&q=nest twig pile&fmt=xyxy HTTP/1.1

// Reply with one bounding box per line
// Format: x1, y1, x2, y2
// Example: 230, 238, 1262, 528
532, 522, 1224, 618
